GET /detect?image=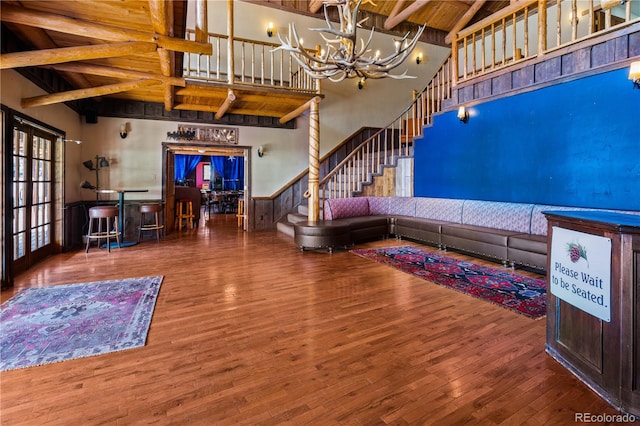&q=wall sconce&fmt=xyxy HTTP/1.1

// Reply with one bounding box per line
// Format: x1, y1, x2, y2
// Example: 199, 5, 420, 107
120, 123, 129, 139
358, 78, 366, 90
629, 61, 640, 90
457, 106, 469, 123
416, 52, 423, 65
257, 145, 265, 157
568, 12, 579, 24
267, 22, 274, 37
